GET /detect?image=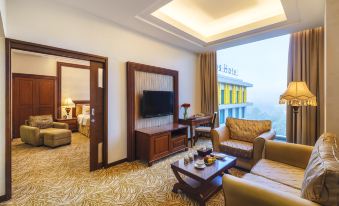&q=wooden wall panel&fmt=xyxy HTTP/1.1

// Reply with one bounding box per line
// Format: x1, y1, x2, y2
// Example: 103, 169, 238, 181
12, 74, 56, 138
134, 71, 173, 129
126, 62, 179, 161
